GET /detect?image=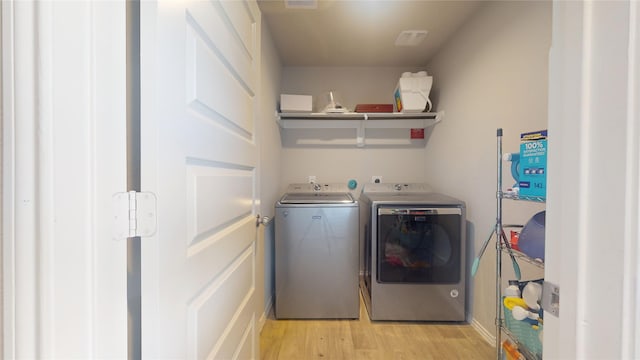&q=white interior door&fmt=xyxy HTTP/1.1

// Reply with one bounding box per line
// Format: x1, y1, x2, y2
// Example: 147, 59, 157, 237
140, 0, 262, 358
